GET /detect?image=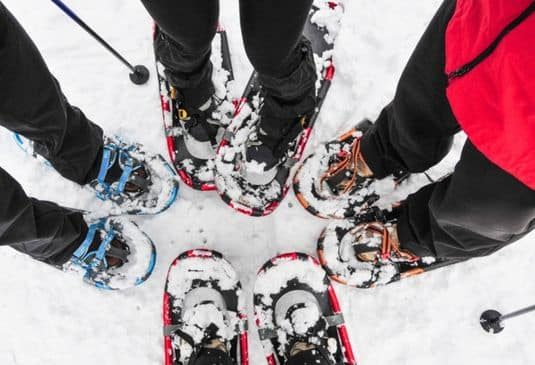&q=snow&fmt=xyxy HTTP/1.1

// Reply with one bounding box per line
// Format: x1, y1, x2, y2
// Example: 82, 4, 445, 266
0, 1, 534, 365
